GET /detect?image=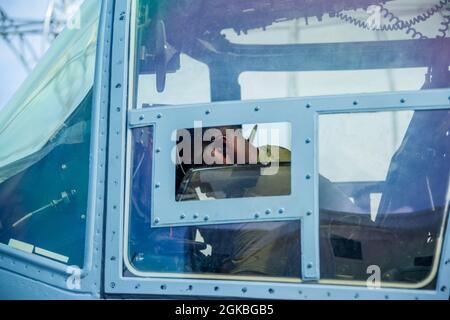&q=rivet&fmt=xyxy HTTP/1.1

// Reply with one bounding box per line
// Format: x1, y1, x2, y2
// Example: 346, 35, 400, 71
156, 148, 161, 153
110, 256, 116, 261
445, 259, 450, 265
306, 211, 312, 216
327, 292, 331, 297
354, 293, 359, 299
110, 282, 116, 289
205, 110, 211, 115
160, 284, 167, 290
154, 218, 160, 224
353, 101, 358, 106
214, 286, 219, 291
155, 183, 160, 188
135, 284, 141, 289
306, 104, 311, 109
306, 174, 311, 180
298, 291, 303, 295
242, 287, 247, 293
254, 106, 260, 112
265, 209, 271, 215
278, 208, 285, 214
188, 285, 193, 291
204, 215, 209, 221
157, 113, 162, 119
254, 213, 260, 219
385, 295, 389, 299
116, 107, 121, 112
193, 213, 199, 219
400, 98, 406, 103
305, 138, 311, 144
307, 263, 313, 269
115, 83, 121, 89
139, 115, 144, 121
441, 286, 447, 292
180, 214, 186, 220
268, 288, 274, 294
